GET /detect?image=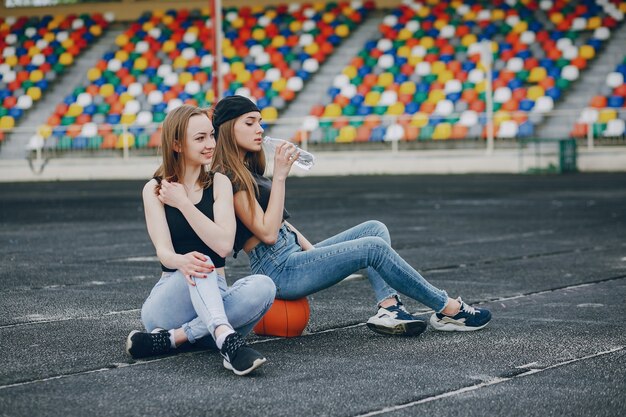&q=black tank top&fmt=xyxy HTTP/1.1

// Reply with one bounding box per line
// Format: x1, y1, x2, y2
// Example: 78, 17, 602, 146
232, 171, 290, 256
159, 180, 226, 271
